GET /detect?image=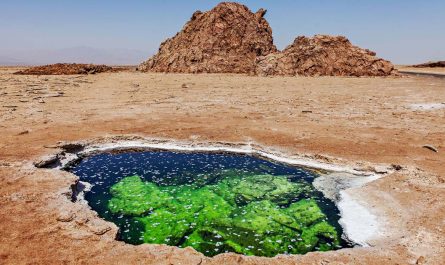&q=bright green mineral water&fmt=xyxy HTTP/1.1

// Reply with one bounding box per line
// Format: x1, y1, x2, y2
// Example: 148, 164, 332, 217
68, 151, 348, 257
